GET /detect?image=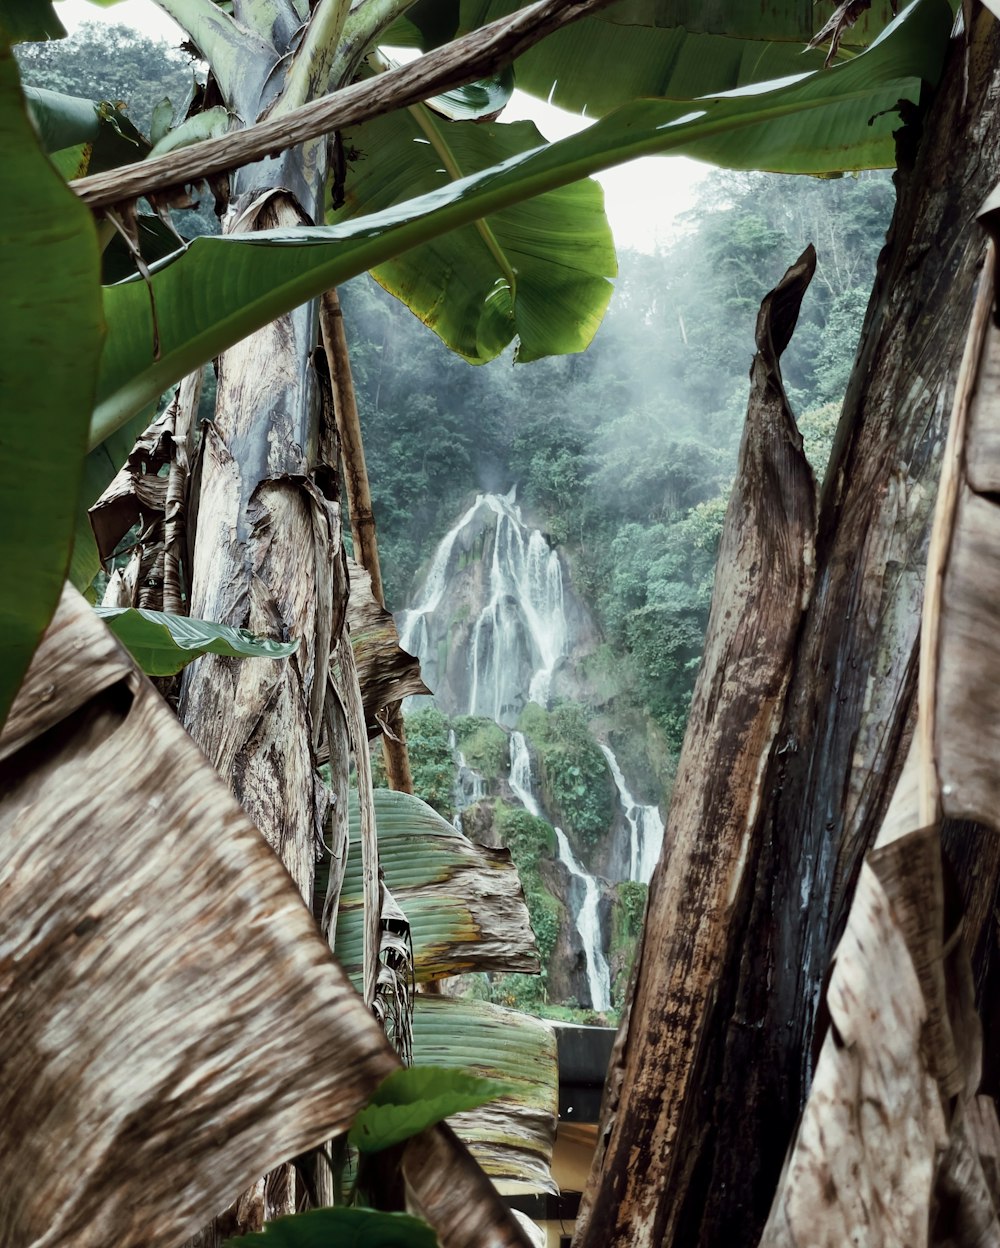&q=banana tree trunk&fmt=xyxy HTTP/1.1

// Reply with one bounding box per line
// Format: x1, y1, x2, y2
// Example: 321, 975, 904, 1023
179, 184, 336, 902
578, 12, 1000, 1248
